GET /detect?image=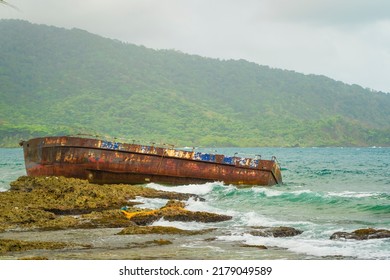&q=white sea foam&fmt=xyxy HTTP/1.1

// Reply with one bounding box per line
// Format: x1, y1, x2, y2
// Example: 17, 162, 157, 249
152, 218, 211, 230
216, 233, 251, 243
240, 211, 278, 227
252, 188, 313, 198
327, 191, 378, 198
146, 182, 219, 196
184, 197, 237, 217
252, 188, 282, 197
218, 231, 390, 259
131, 196, 169, 209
